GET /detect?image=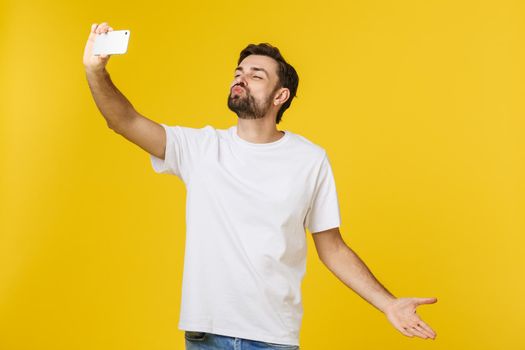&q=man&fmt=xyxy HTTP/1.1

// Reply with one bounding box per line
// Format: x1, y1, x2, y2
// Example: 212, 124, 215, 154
84, 22, 438, 350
